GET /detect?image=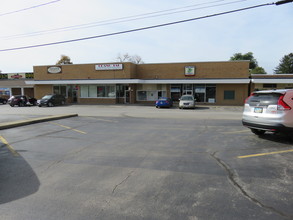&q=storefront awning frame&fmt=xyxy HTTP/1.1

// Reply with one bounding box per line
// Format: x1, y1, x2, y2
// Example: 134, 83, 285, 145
26, 78, 250, 85
251, 79, 293, 84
